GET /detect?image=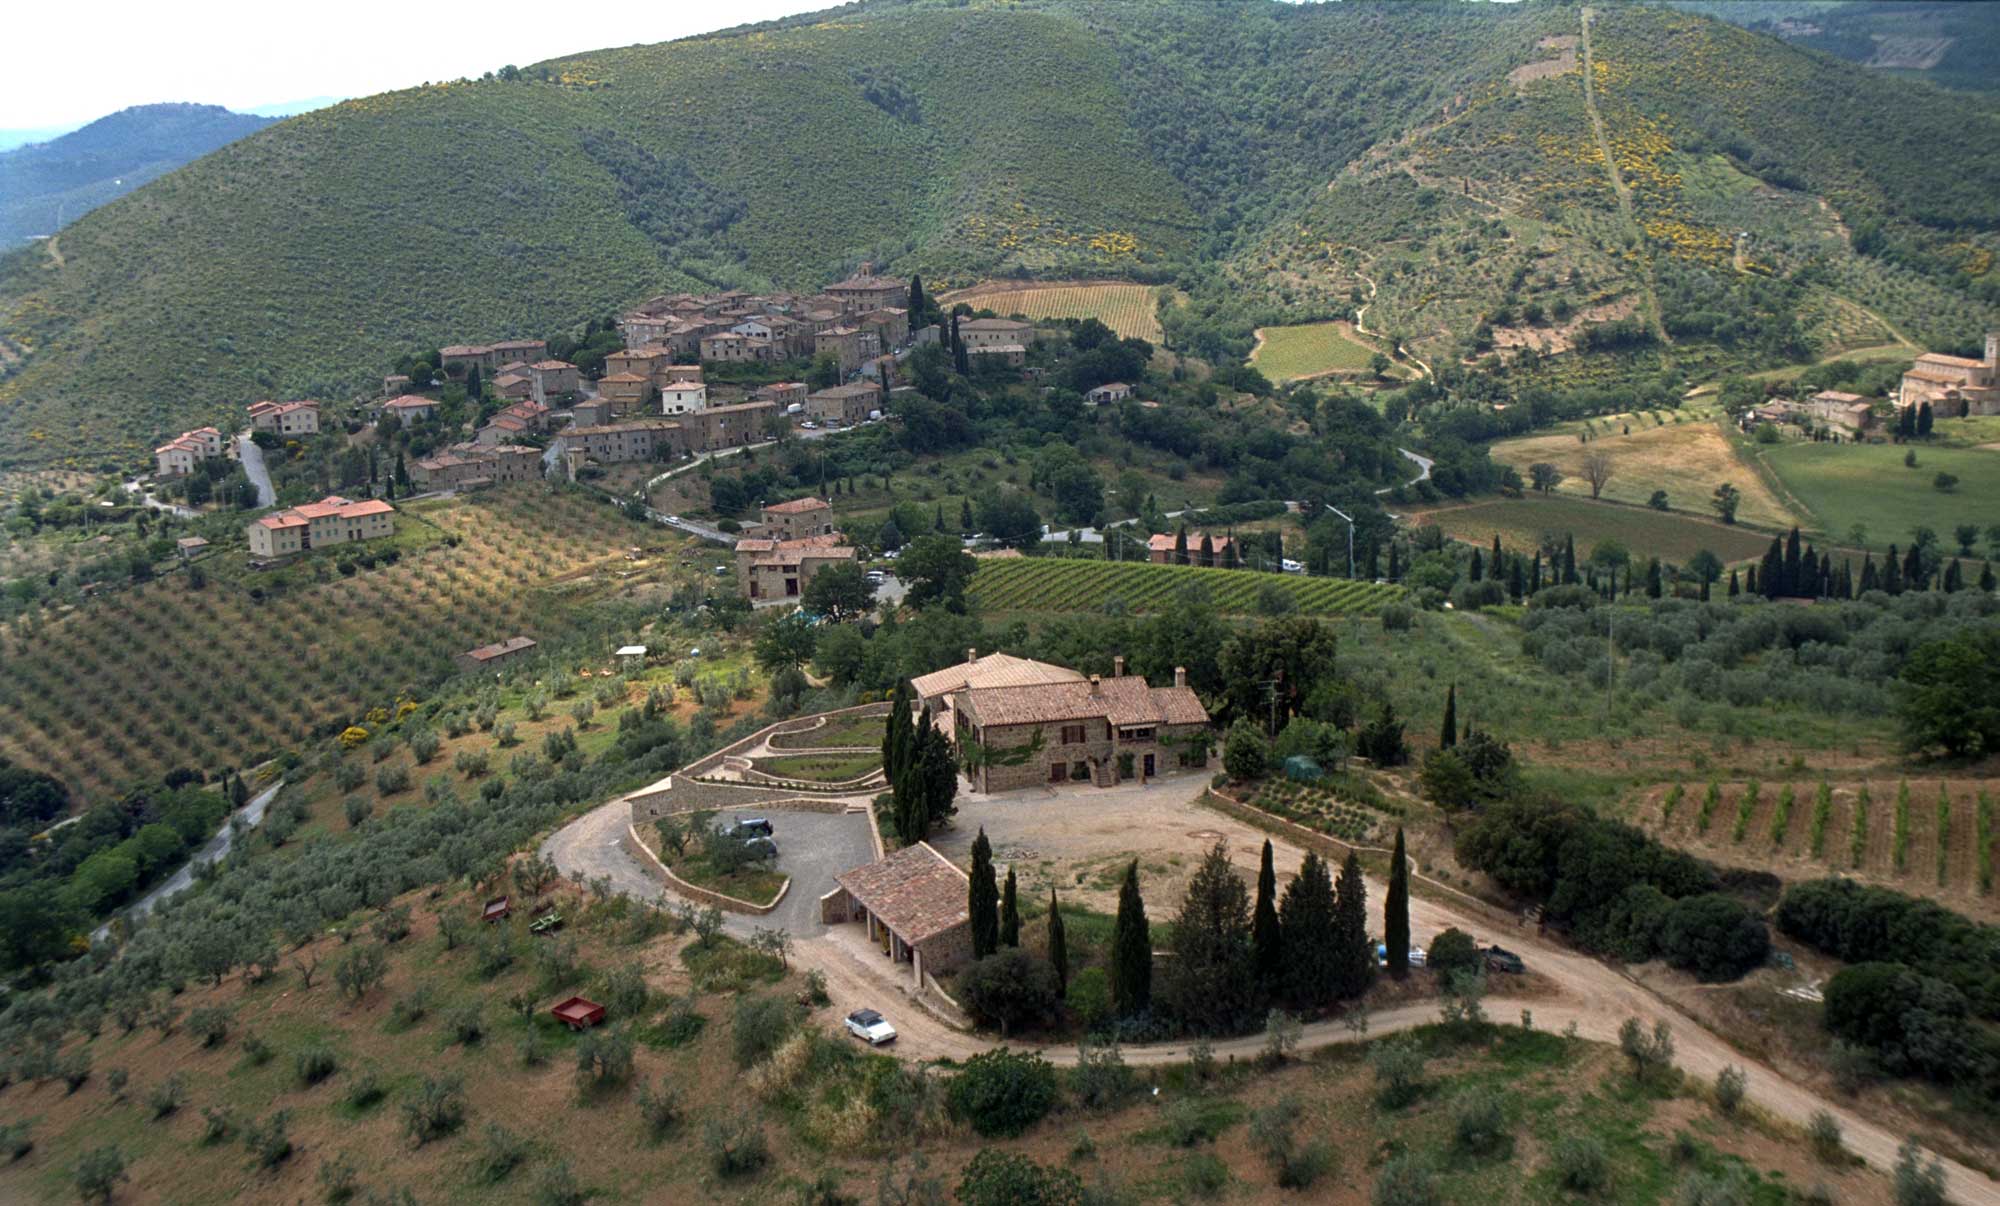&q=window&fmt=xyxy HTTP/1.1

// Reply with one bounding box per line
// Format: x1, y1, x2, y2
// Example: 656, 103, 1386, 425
1059, 724, 1087, 745
1121, 727, 1156, 742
